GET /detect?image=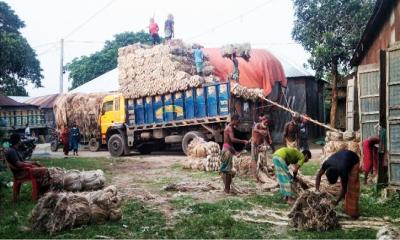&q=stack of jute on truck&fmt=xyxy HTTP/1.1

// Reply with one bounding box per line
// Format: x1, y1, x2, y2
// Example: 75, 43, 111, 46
118, 40, 215, 99
53, 92, 109, 137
